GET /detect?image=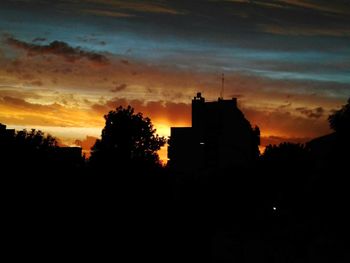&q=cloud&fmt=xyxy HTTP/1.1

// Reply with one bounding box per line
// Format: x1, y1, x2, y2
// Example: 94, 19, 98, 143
260, 24, 350, 37
75, 135, 97, 149
110, 83, 127, 93
0, 94, 103, 127
275, 0, 350, 15
201, 0, 350, 38
2, 41, 347, 108
1, 0, 348, 163
32, 37, 47, 42
5, 37, 109, 65
295, 106, 325, 119
1, 96, 50, 111
27, 80, 43, 86
84, 0, 186, 15
82, 9, 135, 18
0, 31, 344, 148
76, 35, 107, 46
91, 98, 191, 126
242, 104, 330, 138
225, 0, 350, 15
0, 86, 42, 100
74, 135, 98, 157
